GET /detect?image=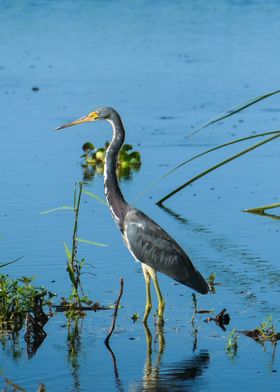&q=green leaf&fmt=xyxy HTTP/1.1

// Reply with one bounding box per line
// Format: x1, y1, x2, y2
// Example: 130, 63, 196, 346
187, 89, 280, 139
128, 151, 141, 162
82, 142, 95, 151
157, 132, 280, 205
40, 206, 74, 215
82, 190, 107, 205
77, 238, 108, 247
0, 256, 23, 268
63, 242, 73, 264
135, 130, 280, 203
121, 144, 133, 152
244, 202, 280, 213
